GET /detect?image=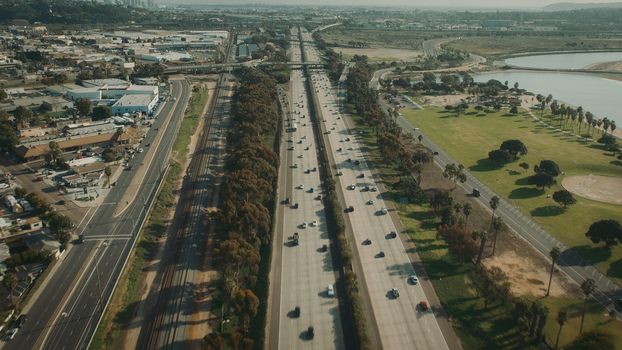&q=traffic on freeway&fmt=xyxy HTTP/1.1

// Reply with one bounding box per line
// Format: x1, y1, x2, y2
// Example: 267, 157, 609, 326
300, 27, 450, 350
